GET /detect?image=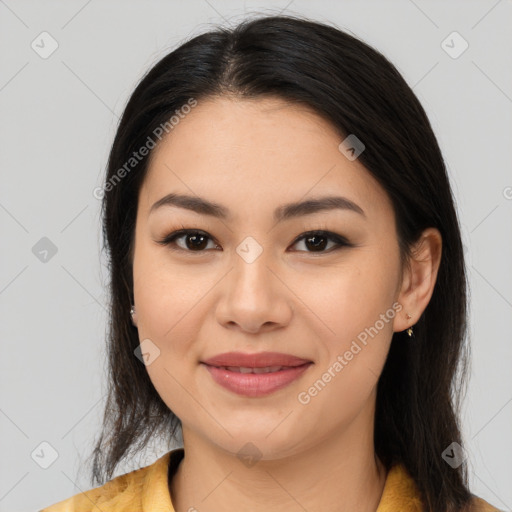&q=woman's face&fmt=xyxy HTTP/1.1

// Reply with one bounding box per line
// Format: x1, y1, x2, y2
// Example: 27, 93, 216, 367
132, 96, 405, 459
